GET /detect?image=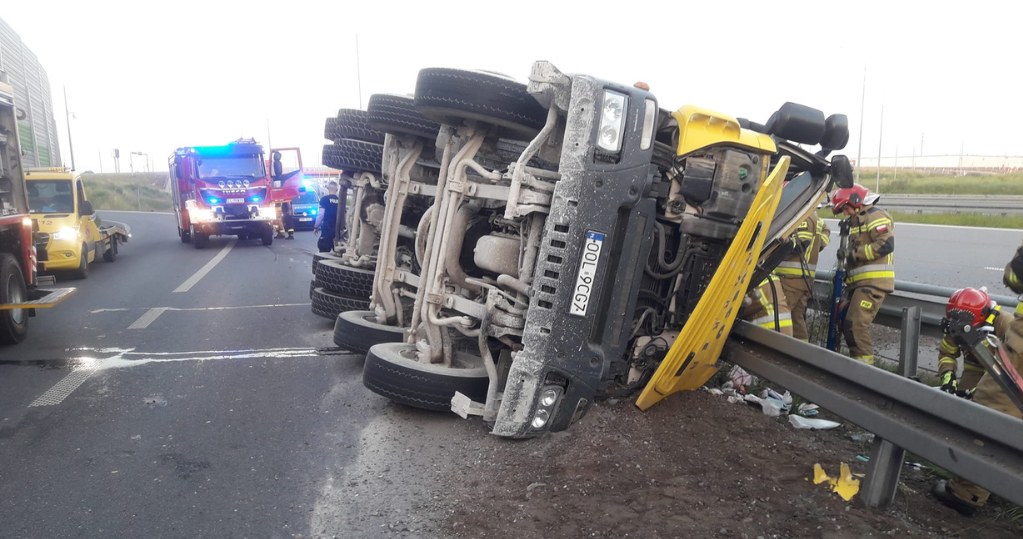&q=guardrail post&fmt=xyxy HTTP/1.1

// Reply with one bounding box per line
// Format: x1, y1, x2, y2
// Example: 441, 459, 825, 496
861, 306, 921, 507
